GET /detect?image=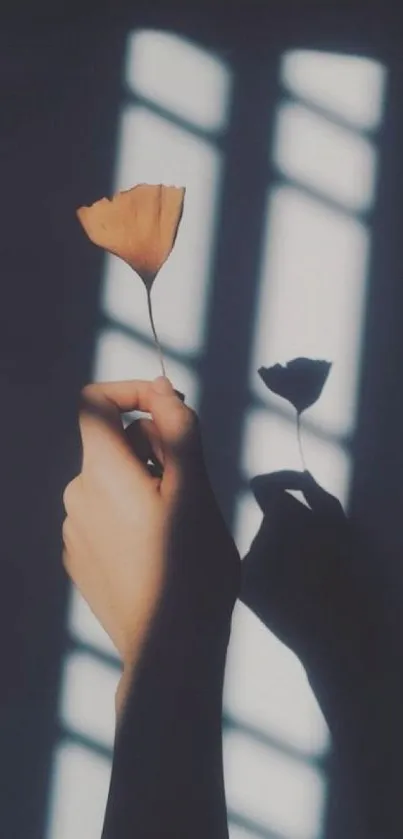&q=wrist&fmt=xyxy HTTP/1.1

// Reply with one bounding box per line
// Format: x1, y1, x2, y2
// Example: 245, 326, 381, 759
116, 611, 231, 725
